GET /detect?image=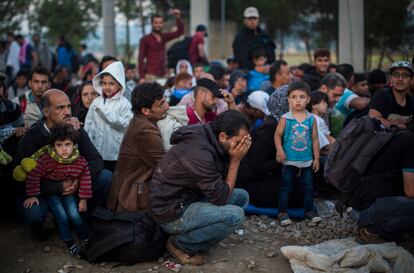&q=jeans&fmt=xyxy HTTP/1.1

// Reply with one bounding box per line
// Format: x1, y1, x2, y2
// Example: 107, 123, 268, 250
279, 165, 314, 212
24, 169, 112, 228
348, 196, 414, 241
160, 188, 249, 254
45, 194, 88, 242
